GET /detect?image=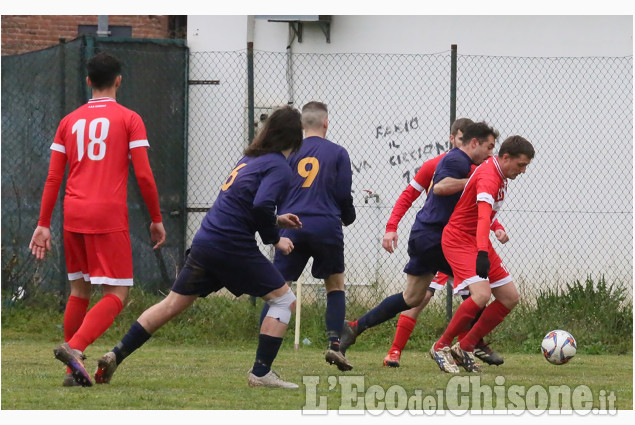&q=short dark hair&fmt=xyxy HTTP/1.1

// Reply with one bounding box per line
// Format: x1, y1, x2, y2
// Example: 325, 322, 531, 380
87, 52, 122, 90
450, 118, 473, 136
499, 135, 535, 159
461, 121, 499, 146
301, 101, 328, 130
244, 105, 303, 157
